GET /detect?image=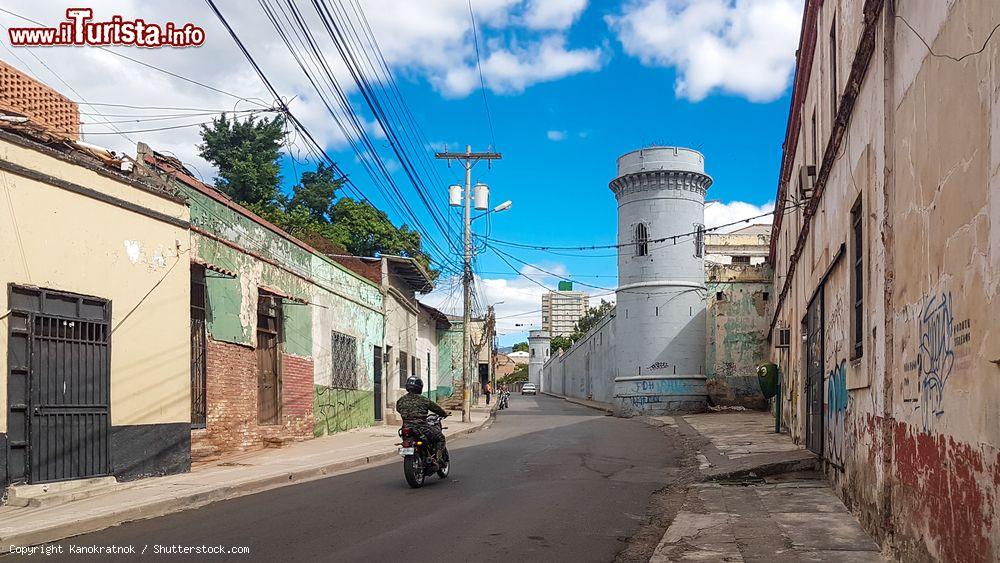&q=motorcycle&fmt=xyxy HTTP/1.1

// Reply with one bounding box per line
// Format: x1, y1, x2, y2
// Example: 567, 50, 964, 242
498, 391, 510, 410
397, 414, 450, 488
